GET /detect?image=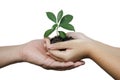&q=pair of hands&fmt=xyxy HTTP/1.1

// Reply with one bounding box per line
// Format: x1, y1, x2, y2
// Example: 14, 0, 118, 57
21, 32, 92, 70
19, 32, 120, 79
